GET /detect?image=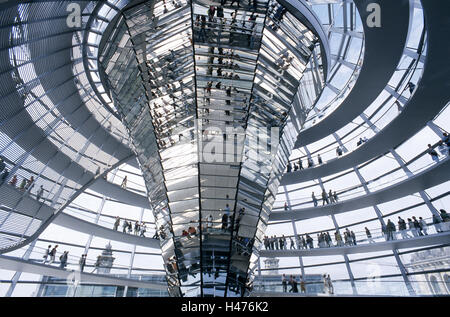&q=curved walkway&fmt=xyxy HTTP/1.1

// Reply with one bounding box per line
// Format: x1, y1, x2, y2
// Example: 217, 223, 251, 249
293, 0, 411, 148
271, 156, 450, 221
277, 0, 331, 79
1, 152, 148, 210
283, 0, 450, 184
0, 183, 160, 250
259, 231, 450, 257
0, 1, 133, 165
90, 177, 150, 209
0, 255, 167, 290
53, 213, 160, 249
